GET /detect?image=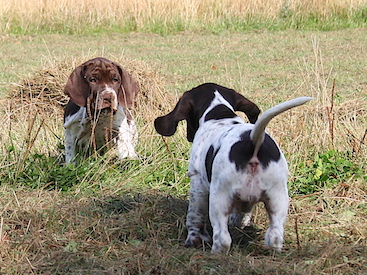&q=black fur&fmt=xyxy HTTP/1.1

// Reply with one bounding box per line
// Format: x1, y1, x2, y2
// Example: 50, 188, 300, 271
64, 101, 81, 121
205, 145, 220, 182
229, 130, 281, 171
204, 105, 237, 121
